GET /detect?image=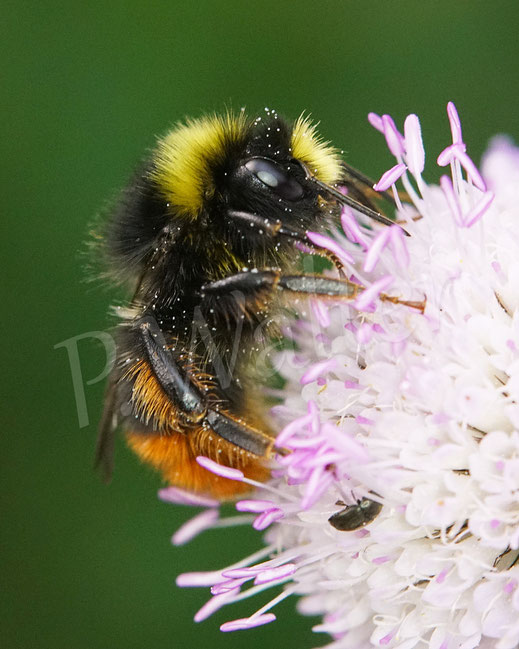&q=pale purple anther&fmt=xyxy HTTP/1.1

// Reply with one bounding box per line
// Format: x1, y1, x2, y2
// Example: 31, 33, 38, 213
236, 499, 277, 513
447, 101, 463, 144
176, 571, 225, 587
195, 589, 240, 623
354, 275, 393, 311
172, 509, 220, 546
302, 469, 334, 509
404, 114, 425, 175
253, 508, 284, 530
382, 114, 405, 157
220, 613, 276, 632
158, 486, 219, 508
356, 415, 375, 426
303, 450, 343, 468
367, 112, 384, 132
437, 142, 467, 167
306, 231, 354, 266
389, 224, 410, 268
311, 299, 330, 328
275, 413, 314, 447
363, 228, 391, 272
455, 150, 487, 191
356, 322, 374, 344
463, 190, 494, 227
320, 423, 370, 461
440, 175, 463, 225
253, 563, 297, 585
380, 631, 396, 645
341, 208, 370, 249
211, 577, 248, 595
196, 456, 245, 481
222, 566, 264, 578
300, 358, 337, 386
373, 163, 407, 192
438, 140, 486, 191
